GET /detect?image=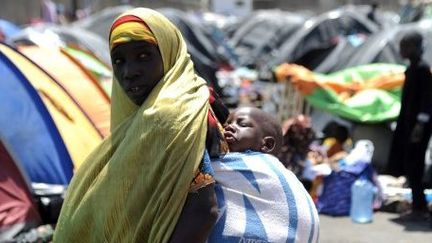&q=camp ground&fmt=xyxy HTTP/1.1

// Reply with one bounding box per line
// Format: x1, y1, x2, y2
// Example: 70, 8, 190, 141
3, 1, 432, 242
